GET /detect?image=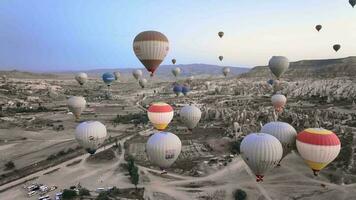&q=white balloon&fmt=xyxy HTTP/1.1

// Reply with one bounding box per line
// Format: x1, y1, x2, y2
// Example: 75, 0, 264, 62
75, 121, 107, 154
261, 122, 297, 161
75, 72, 88, 85
67, 96, 86, 120
240, 133, 283, 182
146, 132, 182, 169
133, 69, 143, 80
180, 105, 202, 130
